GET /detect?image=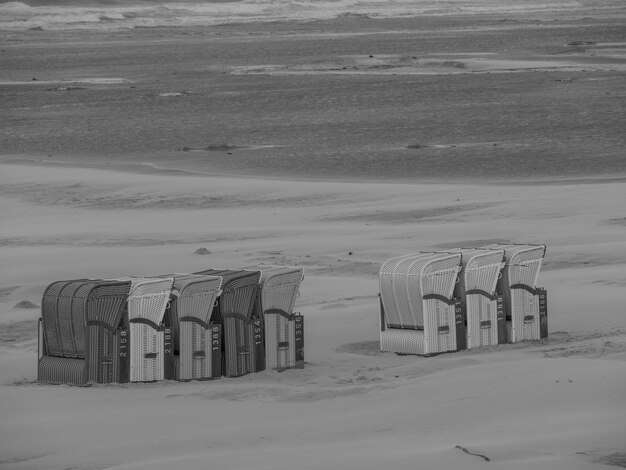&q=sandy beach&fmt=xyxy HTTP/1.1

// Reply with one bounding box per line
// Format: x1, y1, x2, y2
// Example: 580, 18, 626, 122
1, 1, 626, 469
